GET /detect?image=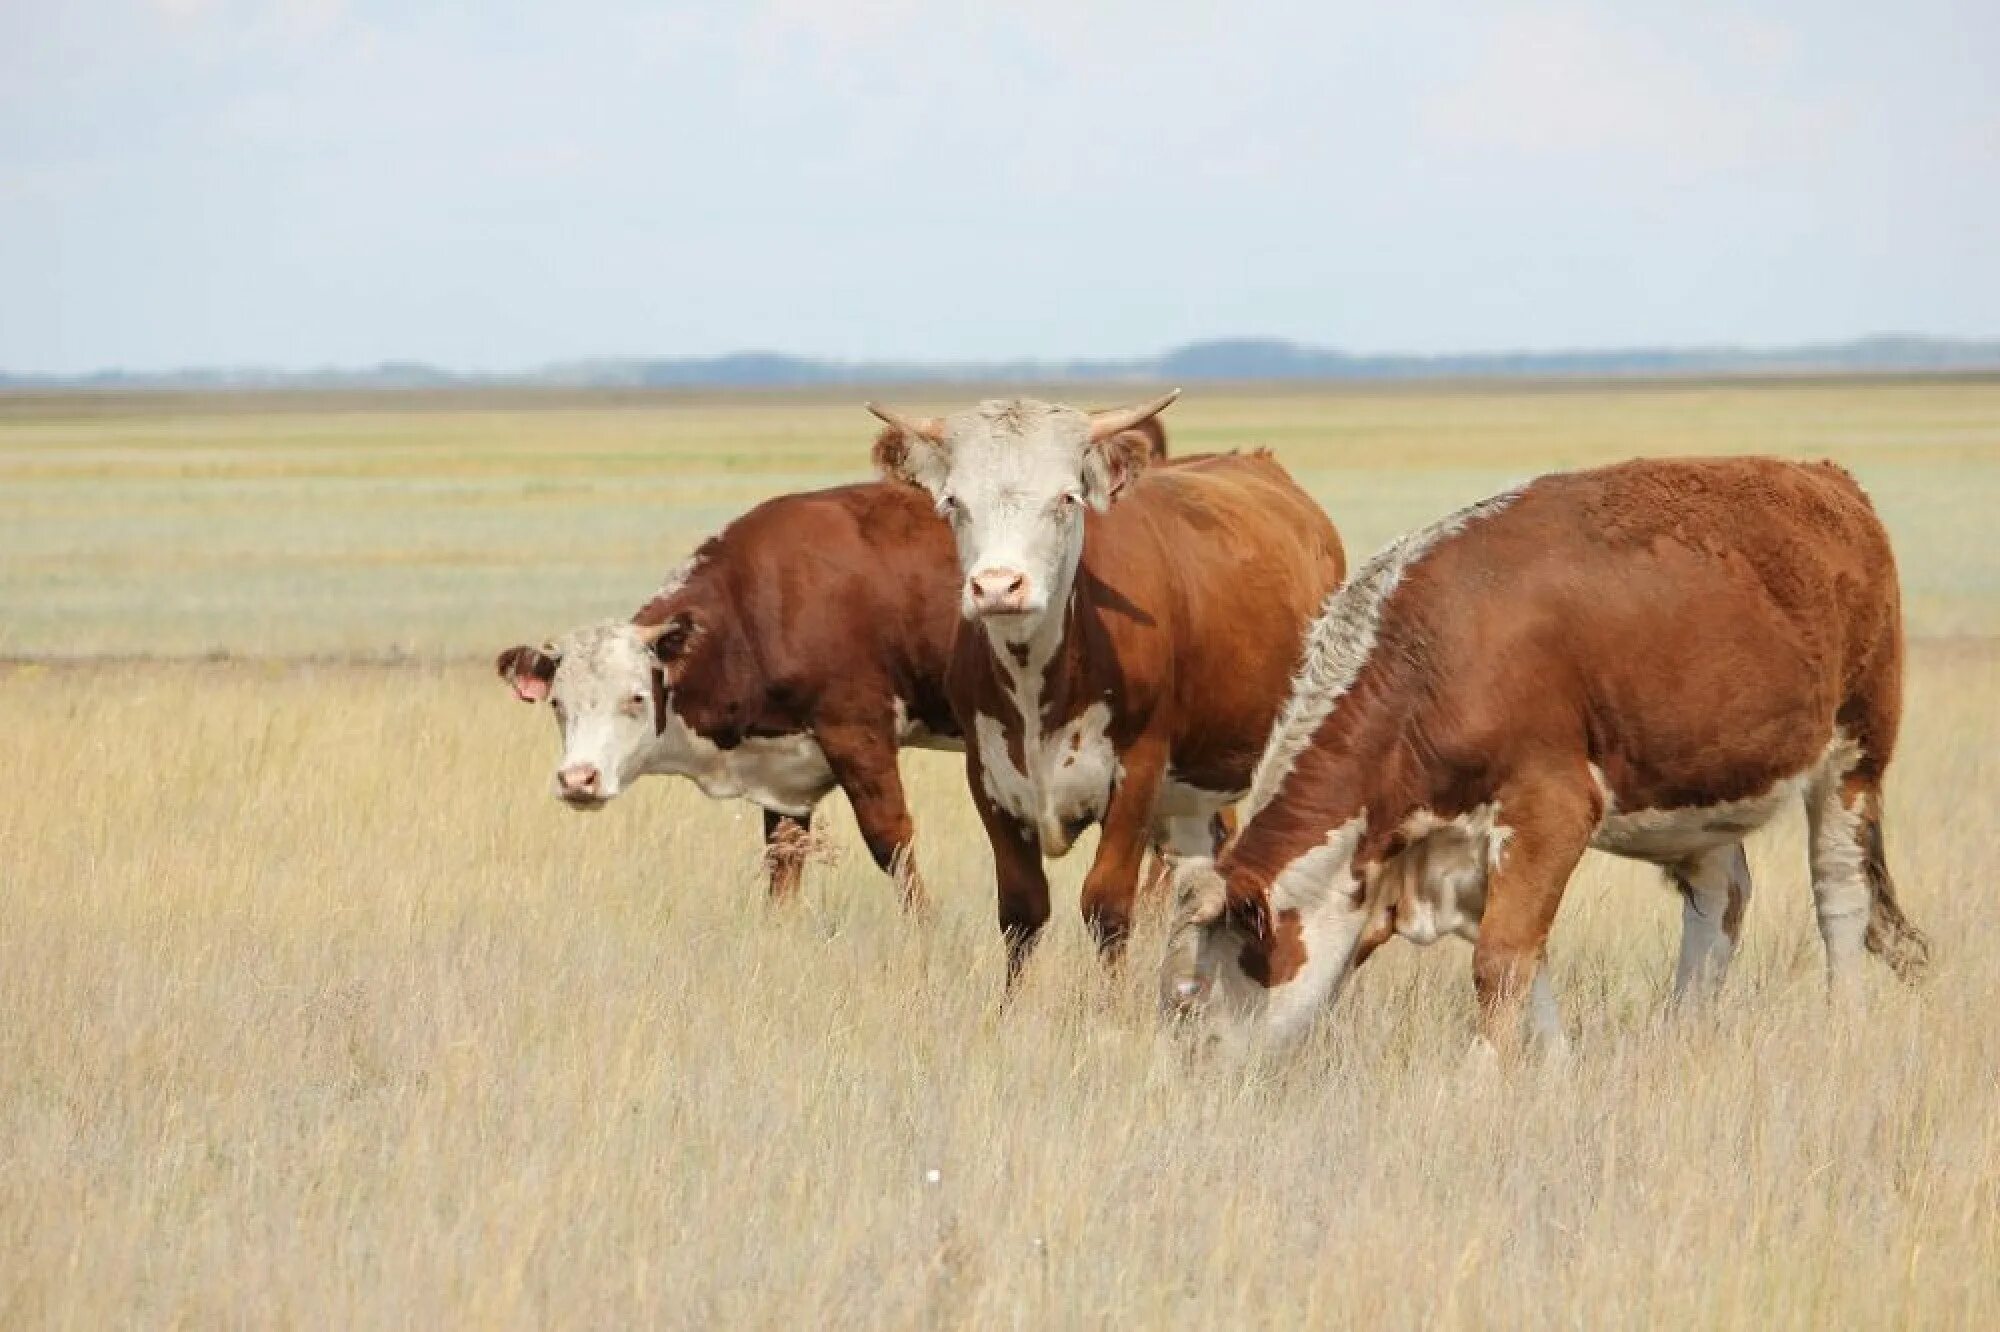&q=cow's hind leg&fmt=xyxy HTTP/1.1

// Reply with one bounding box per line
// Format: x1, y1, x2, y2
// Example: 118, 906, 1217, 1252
1808, 771, 1928, 999
761, 807, 814, 902
1671, 841, 1752, 1000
